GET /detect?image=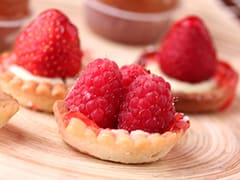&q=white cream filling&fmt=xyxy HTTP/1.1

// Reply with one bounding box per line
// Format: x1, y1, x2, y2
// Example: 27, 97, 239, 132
146, 61, 216, 93
9, 65, 76, 85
